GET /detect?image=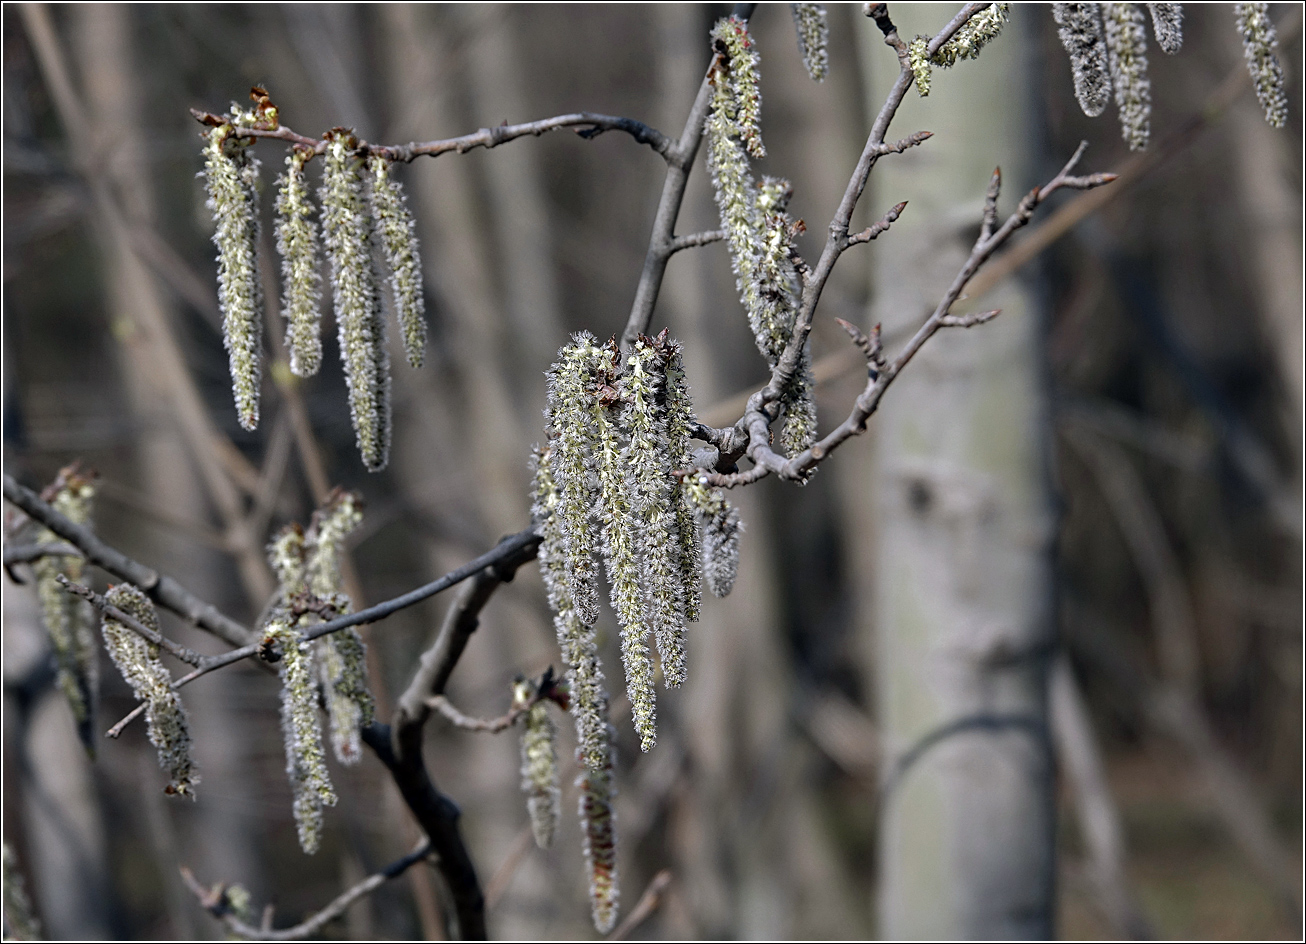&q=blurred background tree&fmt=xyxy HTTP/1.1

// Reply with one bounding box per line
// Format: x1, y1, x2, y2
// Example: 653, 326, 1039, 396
2, 3, 1300, 940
